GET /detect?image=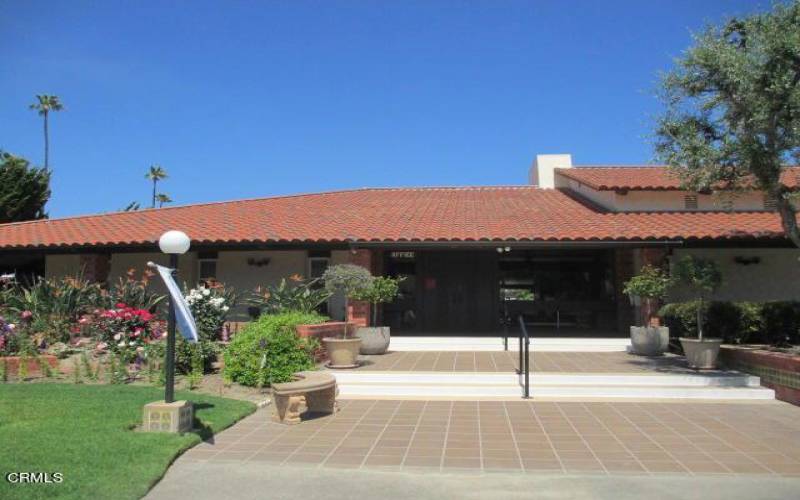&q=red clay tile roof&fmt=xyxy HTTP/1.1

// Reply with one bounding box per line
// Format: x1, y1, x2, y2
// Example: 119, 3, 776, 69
0, 187, 788, 250
558, 166, 800, 191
